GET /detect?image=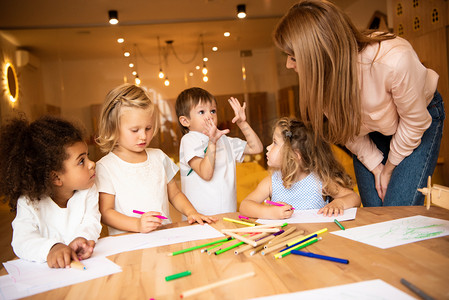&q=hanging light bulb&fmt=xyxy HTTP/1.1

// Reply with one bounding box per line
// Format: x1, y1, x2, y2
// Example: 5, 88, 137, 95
237, 4, 246, 19
129, 63, 134, 68
108, 10, 119, 25
135, 75, 141, 86
200, 35, 209, 80
158, 69, 164, 79
164, 77, 170, 86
